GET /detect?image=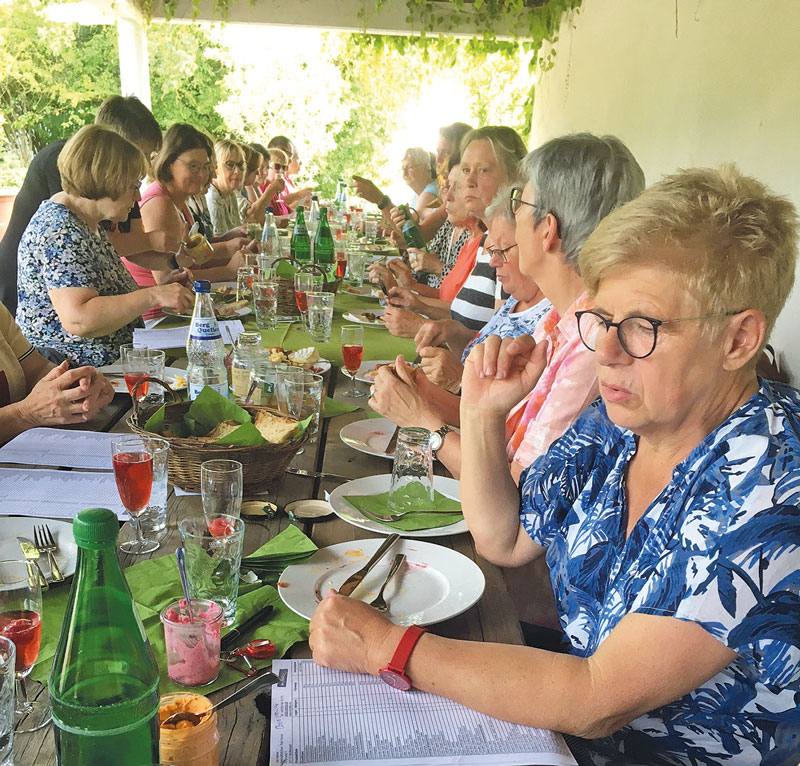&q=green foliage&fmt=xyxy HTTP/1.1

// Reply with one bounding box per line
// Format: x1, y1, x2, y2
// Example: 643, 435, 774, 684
0, 0, 118, 164
147, 21, 230, 135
